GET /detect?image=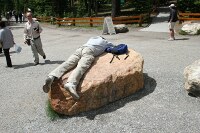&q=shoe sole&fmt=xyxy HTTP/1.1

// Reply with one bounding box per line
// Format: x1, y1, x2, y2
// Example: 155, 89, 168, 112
43, 84, 50, 93
43, 78, 52, 93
